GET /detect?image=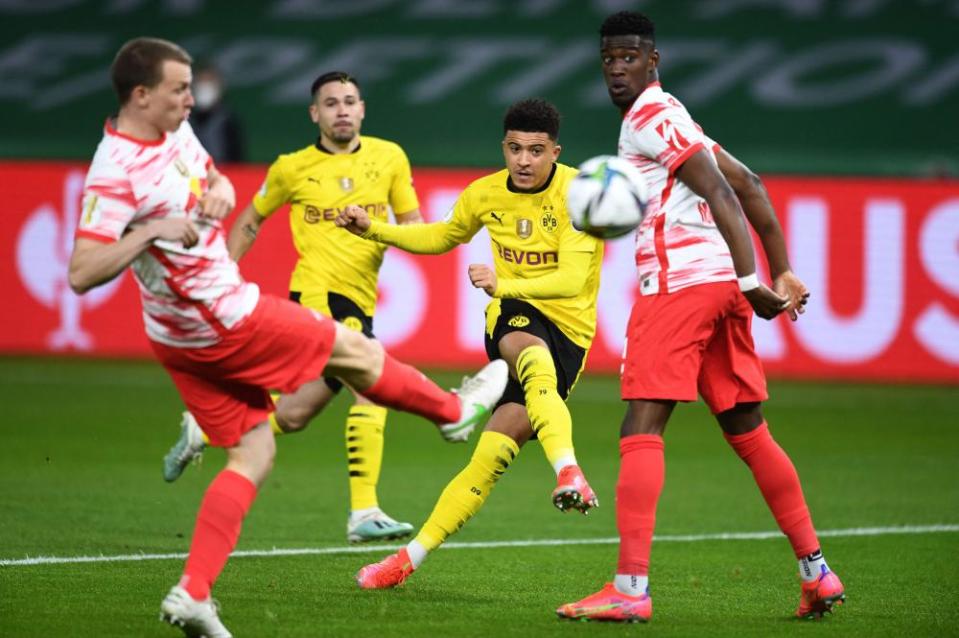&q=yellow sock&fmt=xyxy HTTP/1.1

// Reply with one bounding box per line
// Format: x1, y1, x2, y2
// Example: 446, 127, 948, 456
346, 405, 388, 511
516, 345, 576, 472
415, 431, 520, 550
268, 393, 285, 435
